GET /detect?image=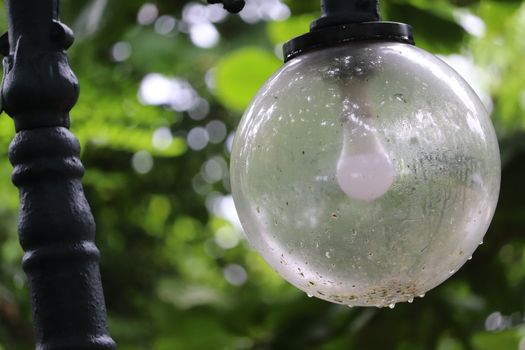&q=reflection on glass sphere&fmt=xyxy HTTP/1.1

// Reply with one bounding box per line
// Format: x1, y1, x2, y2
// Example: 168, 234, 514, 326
230, 42, 501, 307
